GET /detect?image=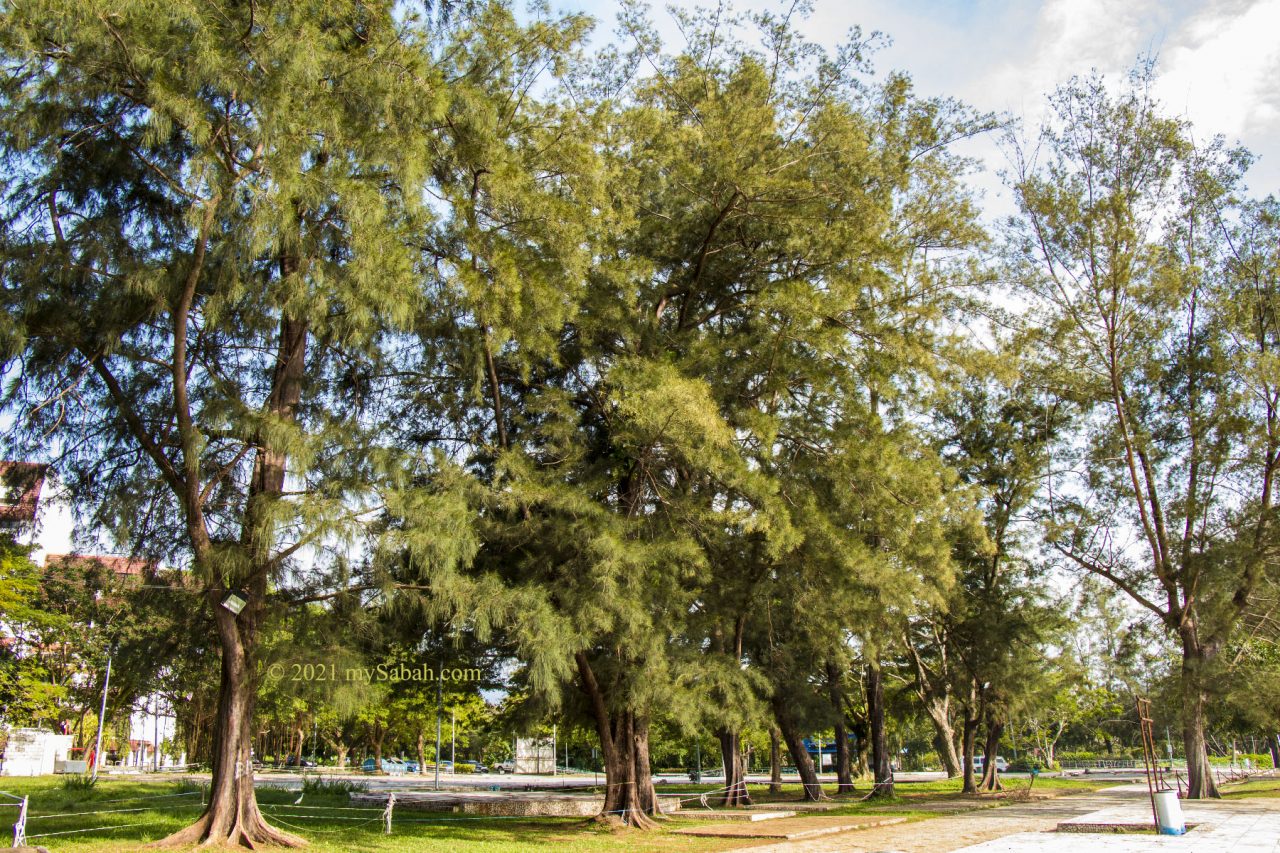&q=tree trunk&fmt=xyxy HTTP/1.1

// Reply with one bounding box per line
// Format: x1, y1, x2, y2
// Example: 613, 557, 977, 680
865, 660, 894, 798
933, 725, 961, 778
716, 729, 752, 807
156, 600, 304, 847
417, 731, 426, 775
769, 728, 783, 795
825, 661, 856, 794
980, 718, 1004, 792
1046, 721, 1064, 769
772, 694, 823, 801
372, 728, 385, 773
1180, 643, 1220, 798
157, 311, 309, 847
852, 717, 870, 776
576, 652, 661, 827
905, 628, 960, 778
961, 706, 979, 794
